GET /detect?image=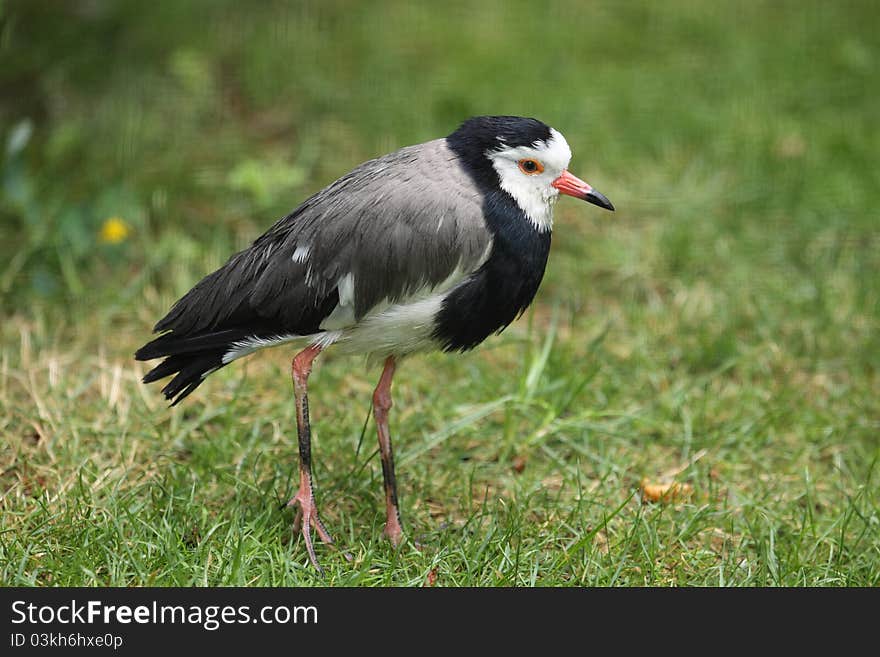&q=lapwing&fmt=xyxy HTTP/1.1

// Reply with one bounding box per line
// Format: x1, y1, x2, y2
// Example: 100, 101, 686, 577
136, 115, 614, 571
